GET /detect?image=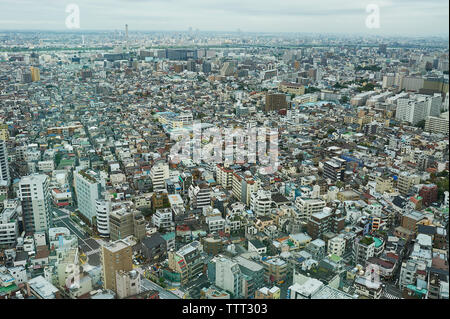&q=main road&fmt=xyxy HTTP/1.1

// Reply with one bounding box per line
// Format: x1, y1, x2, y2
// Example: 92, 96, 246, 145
140, 278, 181, 299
